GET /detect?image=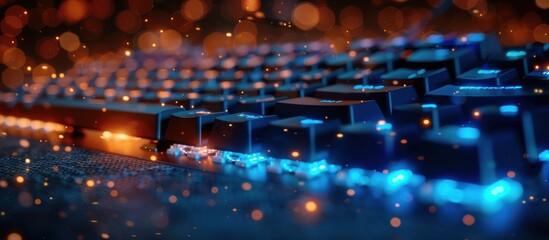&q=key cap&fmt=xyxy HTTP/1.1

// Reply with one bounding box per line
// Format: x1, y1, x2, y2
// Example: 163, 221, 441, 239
524, 70, 549, 86
314, 84, 418, 115
263, 116, 341, 162
425, 85, 549, 110
324, 52, 363, 70
264, 69, 296, 85
274, 82, 323, 98
455, 68, 519, 86
448, 33, 502, 61
331, 121, 414, 170
208, 112, 278, 153
0, 99, 183, 139
201, 95, 238, 112
417, 126, 522, 184
392, 103, 464, 130
406, 48, 480, 77
380, 68, 451, 95
491, 50, 532, 77
361, 50, 401, 72
274, 97, 384, 124
164, 109, 228, 146
299, 69, 340, 85
233, 95, 283, 115
336, 69, 386, 85
168, 92, 202, 109
234, 82, 275, 96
